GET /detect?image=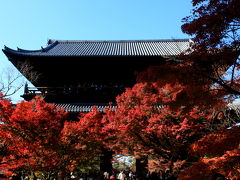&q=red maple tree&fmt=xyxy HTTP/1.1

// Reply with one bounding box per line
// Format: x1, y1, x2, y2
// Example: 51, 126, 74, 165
0, 93, 117, 179
103, 61, 232, 178
179, 0, 240, 179
0, 96, 70, 178
61, 107, 111, 174
179, 126, 240, 180
103, 1, 240, 178
182, 0, 240, 97
0, 96, 109, 179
